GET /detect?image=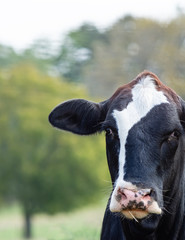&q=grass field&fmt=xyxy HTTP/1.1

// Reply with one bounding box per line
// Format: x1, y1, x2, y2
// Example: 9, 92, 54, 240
0, 203, 106, 240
